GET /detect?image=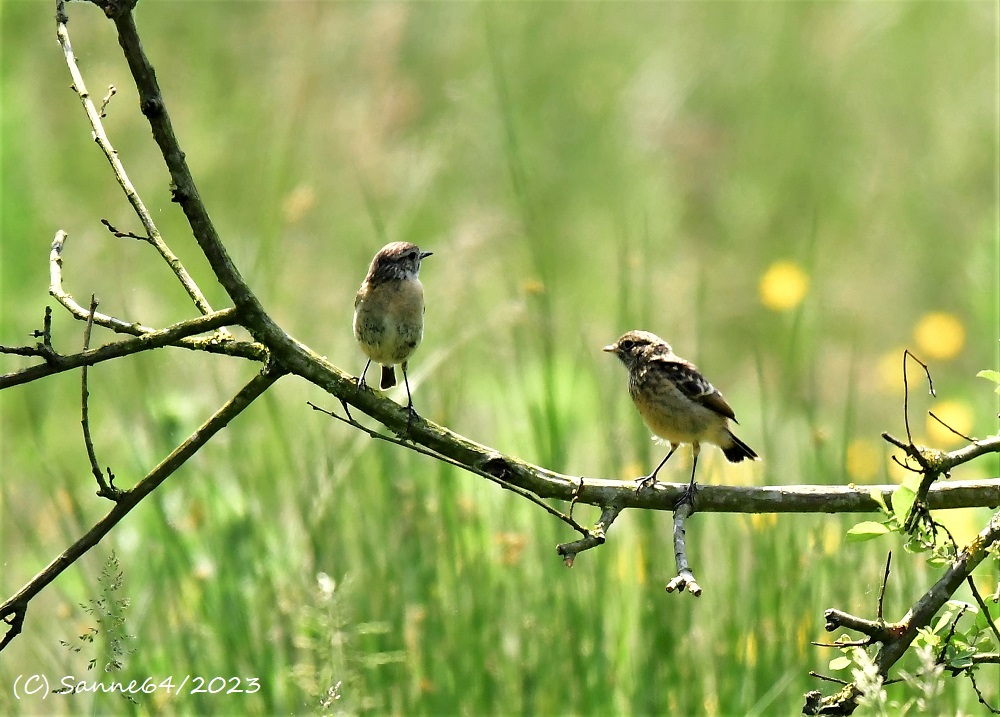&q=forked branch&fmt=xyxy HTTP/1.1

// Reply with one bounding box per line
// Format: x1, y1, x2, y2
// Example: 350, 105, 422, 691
805, 511, 1000, 715
0, 365, 284, 652
56, 1, 215, 318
